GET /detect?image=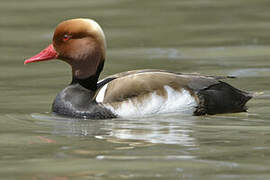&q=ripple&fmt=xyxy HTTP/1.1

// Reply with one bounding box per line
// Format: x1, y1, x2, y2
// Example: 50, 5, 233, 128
229, 68, 270, 77
96, 155, 195, 160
